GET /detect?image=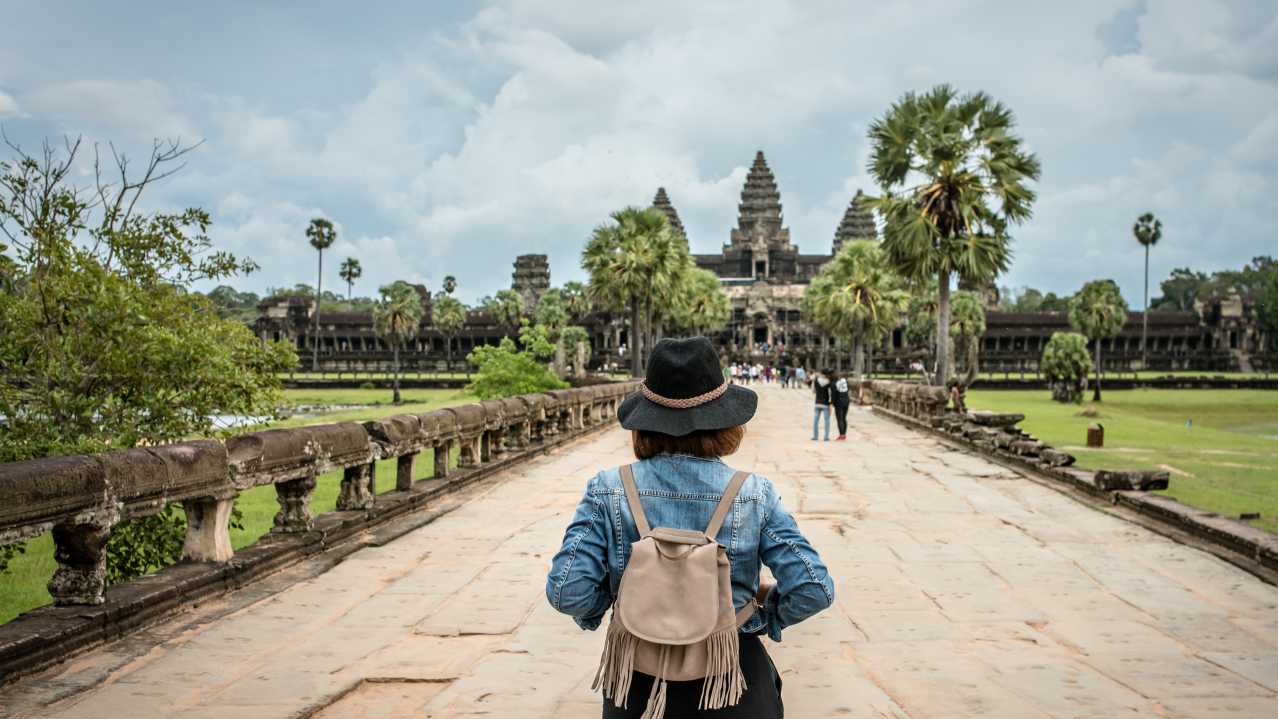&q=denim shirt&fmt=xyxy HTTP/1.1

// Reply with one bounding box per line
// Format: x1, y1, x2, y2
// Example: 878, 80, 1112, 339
545, 454, 835, 641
